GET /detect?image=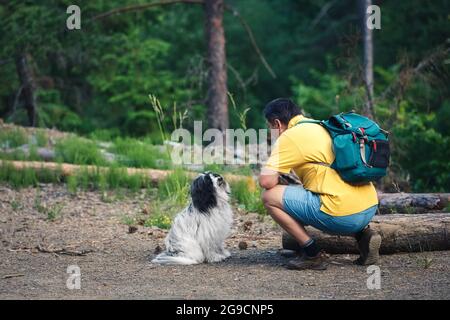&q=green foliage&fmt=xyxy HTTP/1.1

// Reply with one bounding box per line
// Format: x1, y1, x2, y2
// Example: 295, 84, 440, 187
34, 130, 48, 148
230, 178, 266, 215
157, 167, 191, 206
45, 203, 64, 221
393, 112, 450, 192
55, 136, 106, 166
144, 206, 173, 230
111, 137, 170, 169
0, 0, 449, 192
67, 175, 78, 195
0, 127, 28, 148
